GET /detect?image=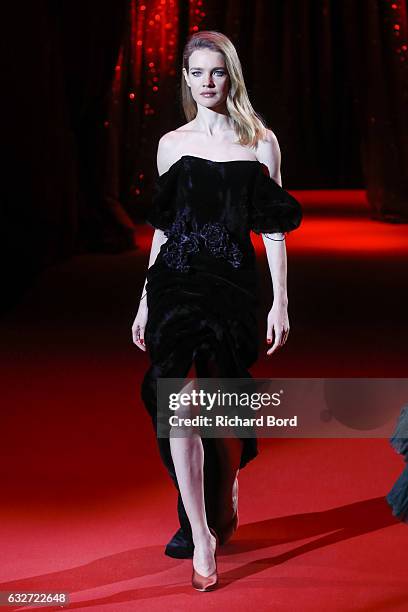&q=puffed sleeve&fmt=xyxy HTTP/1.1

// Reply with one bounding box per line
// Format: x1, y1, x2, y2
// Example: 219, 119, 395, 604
250, 164, 303, 235
145, 163, 179, 231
